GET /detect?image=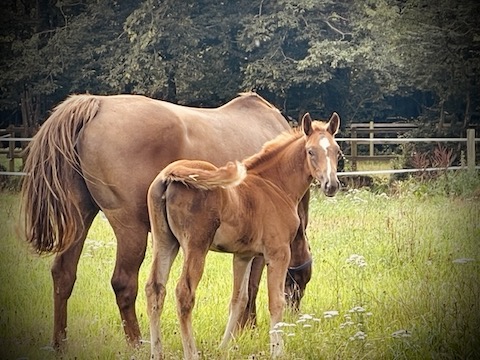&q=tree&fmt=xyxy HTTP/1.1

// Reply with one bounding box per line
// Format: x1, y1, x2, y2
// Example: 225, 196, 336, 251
118, 0, 254, 105
1, 0, 478, 129
347, 0, 480, 126
237, 0, 354, 119
0, 0, 138, 123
